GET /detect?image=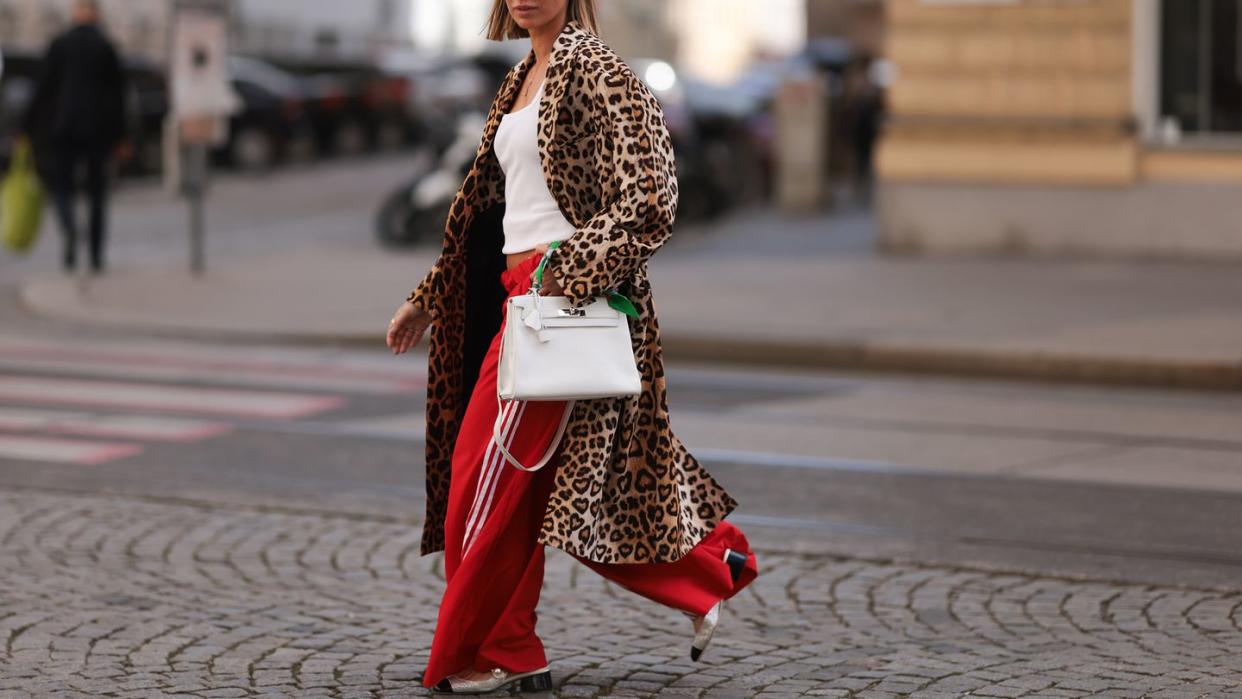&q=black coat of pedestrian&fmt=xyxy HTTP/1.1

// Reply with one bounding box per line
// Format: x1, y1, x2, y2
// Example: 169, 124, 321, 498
23, 23, 128, 149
